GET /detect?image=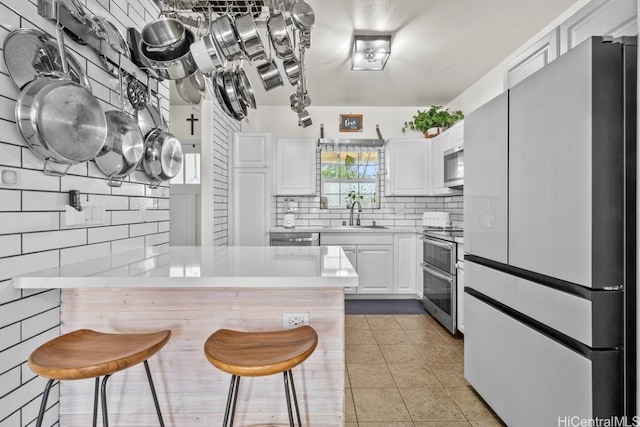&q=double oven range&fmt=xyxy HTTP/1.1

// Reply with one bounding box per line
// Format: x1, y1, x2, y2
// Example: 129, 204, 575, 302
420, 212, 463, 335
